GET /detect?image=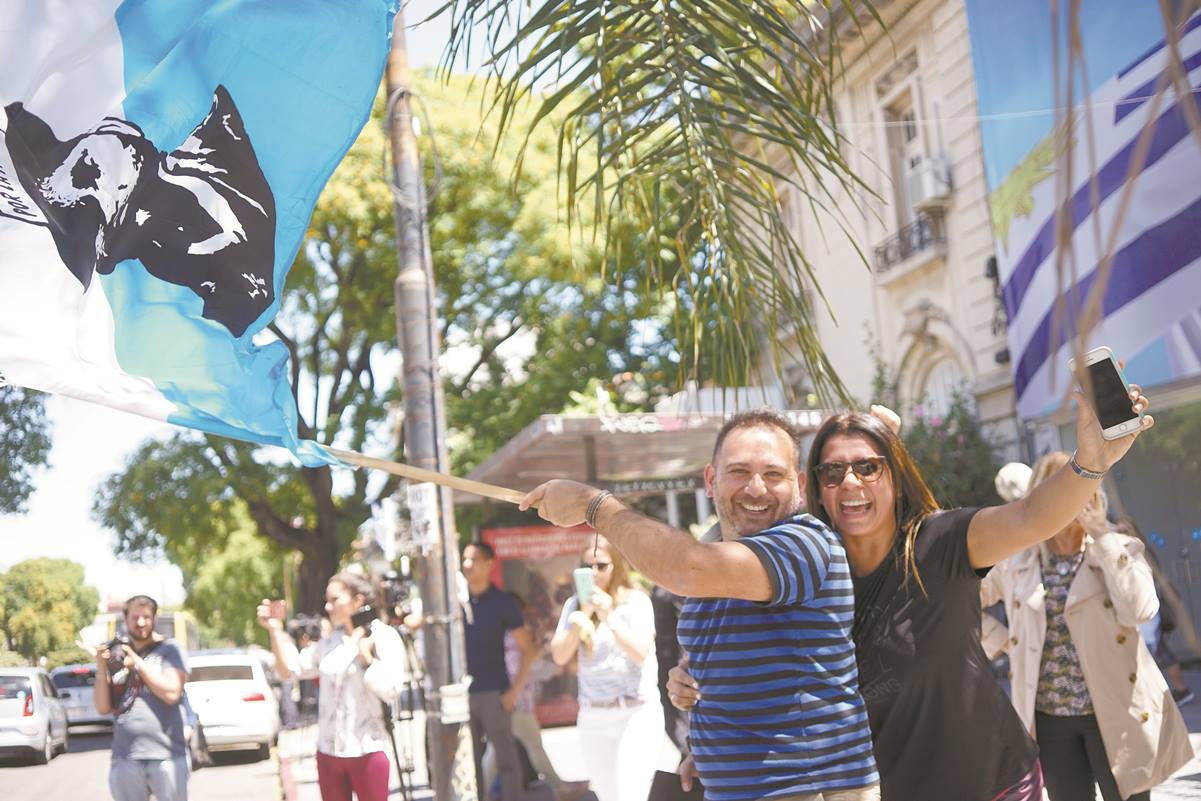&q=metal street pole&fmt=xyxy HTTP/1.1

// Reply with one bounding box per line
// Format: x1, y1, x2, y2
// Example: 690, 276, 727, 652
386, 11, 474, 801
